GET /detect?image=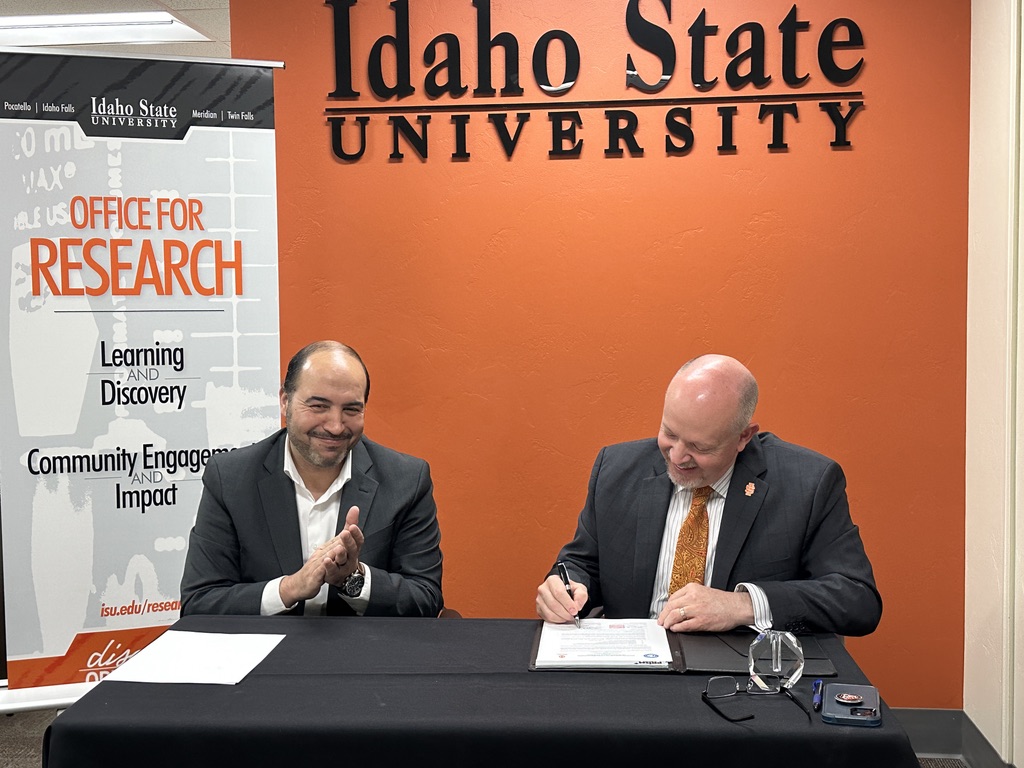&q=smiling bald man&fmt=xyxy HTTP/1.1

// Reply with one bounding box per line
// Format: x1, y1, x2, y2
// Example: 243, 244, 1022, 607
536, 354, 881, 637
